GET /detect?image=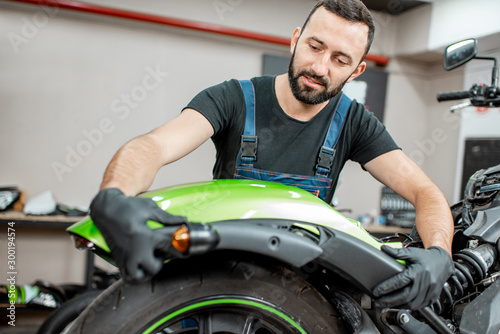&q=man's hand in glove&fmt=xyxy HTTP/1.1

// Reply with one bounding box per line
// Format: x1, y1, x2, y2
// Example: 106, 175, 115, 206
90, 188, 187, 283
372, 245, 454, 310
